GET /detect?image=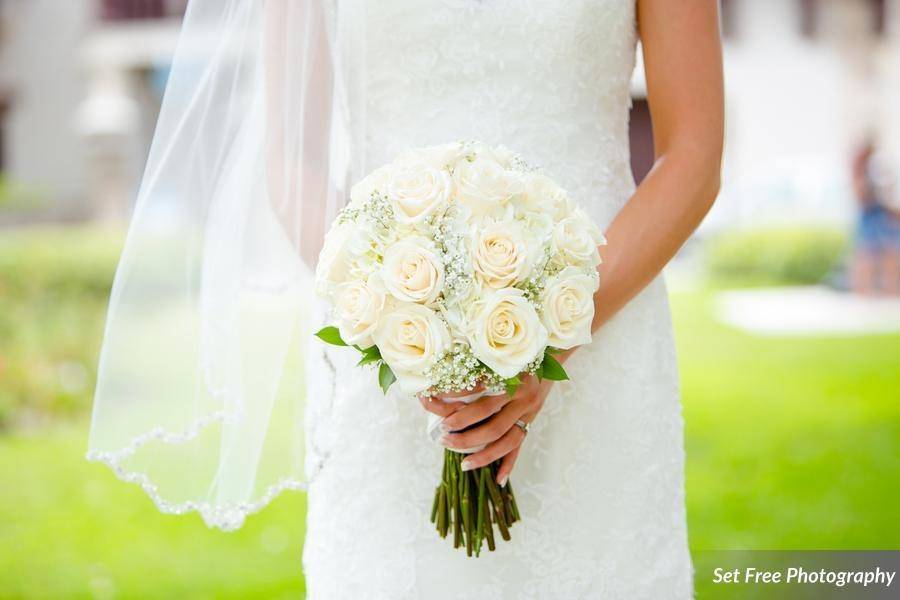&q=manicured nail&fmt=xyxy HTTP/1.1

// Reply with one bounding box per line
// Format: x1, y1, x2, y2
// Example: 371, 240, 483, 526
498, 474, 508, 487
440, 434, 452, 447
461, 459, 474, 471
439, 419, 452, 433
